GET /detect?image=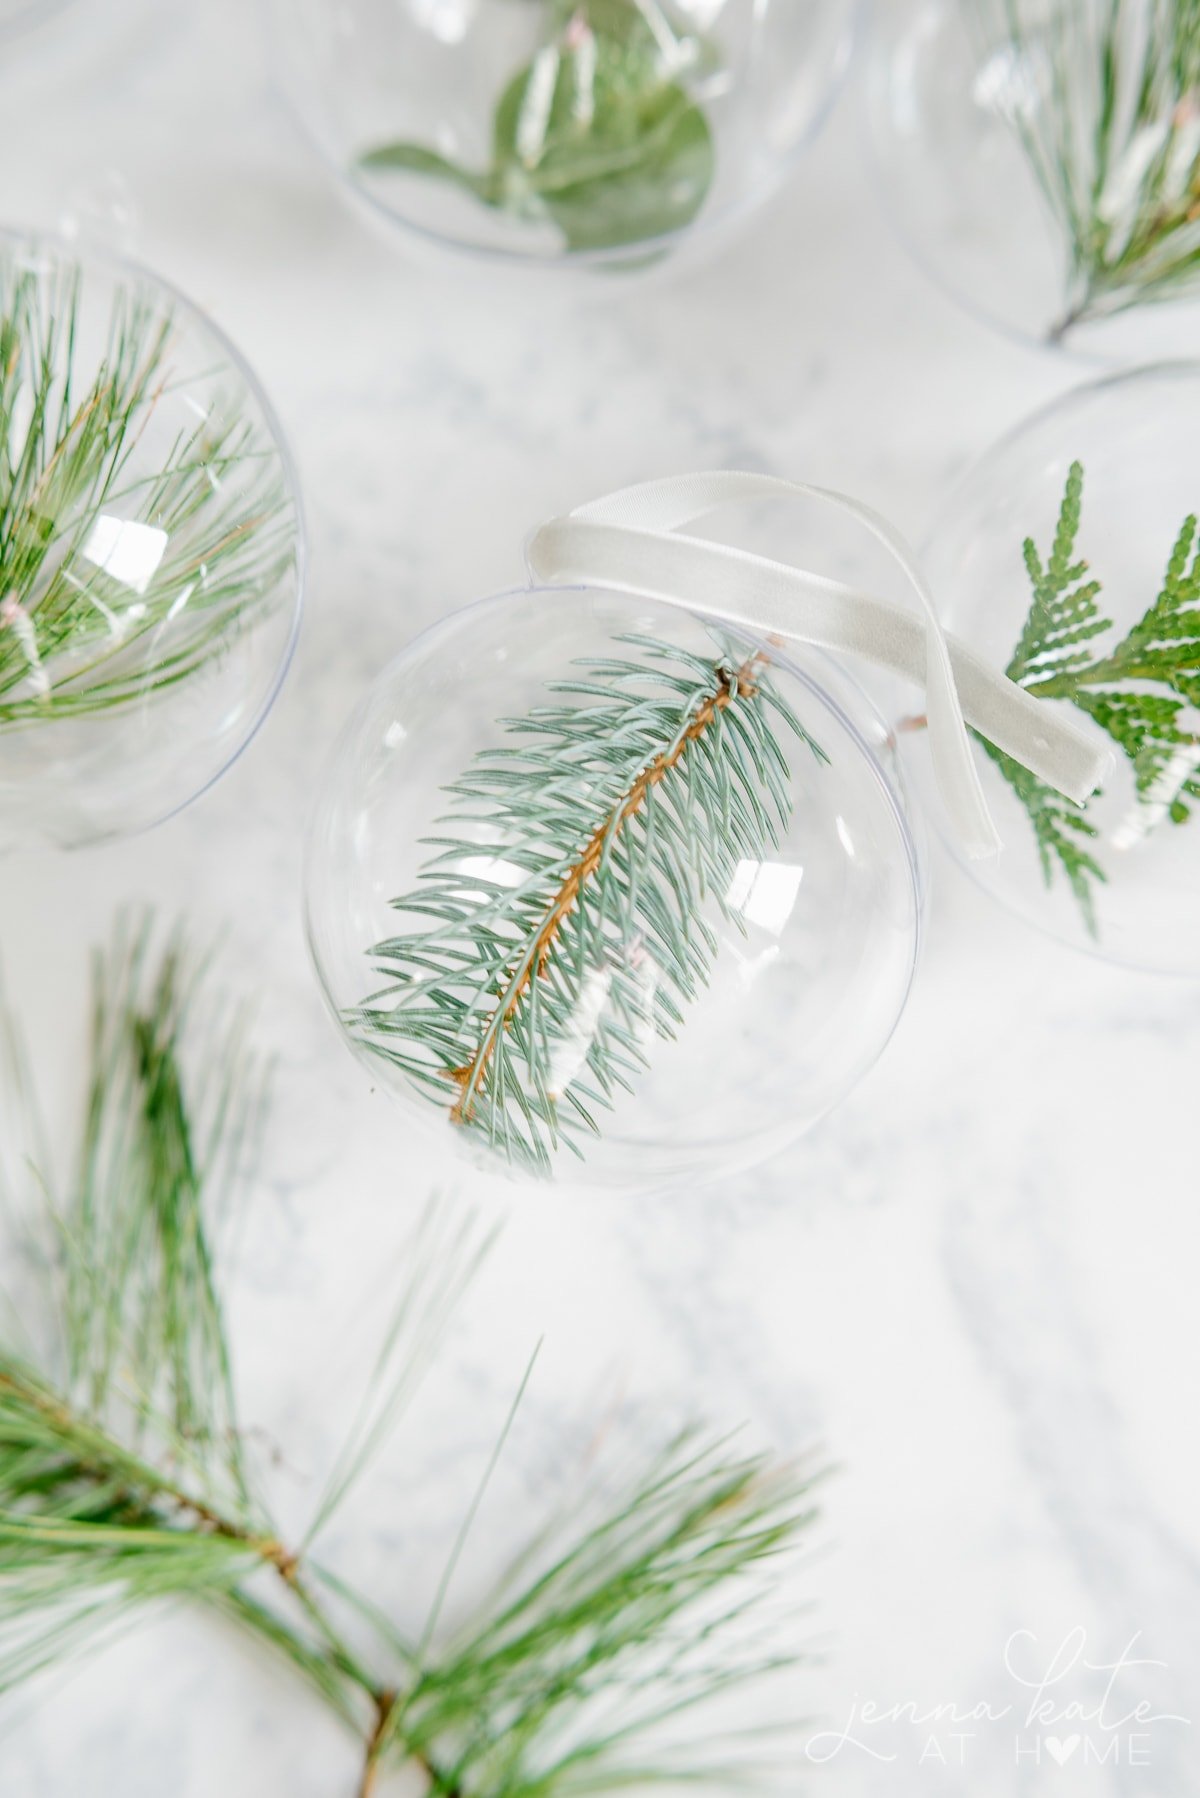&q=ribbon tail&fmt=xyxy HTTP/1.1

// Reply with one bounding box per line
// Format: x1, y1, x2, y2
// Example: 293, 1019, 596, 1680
527, 474, 1111, 862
